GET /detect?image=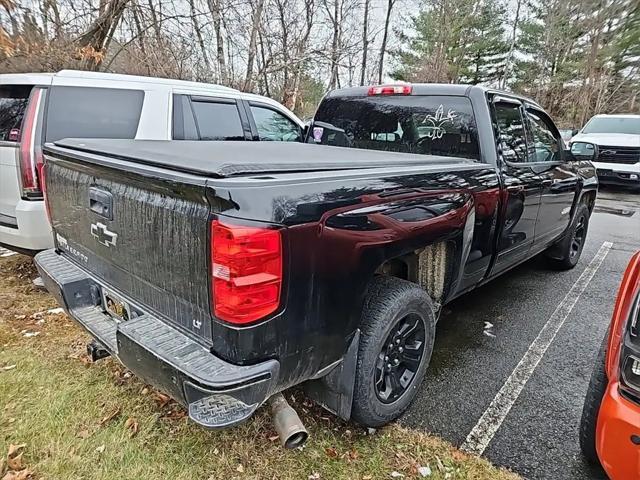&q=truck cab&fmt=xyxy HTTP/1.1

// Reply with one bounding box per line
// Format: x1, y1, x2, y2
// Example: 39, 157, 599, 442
308, 83, 599, 281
